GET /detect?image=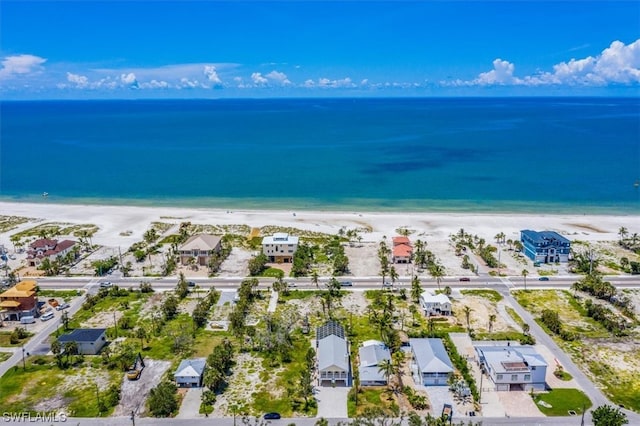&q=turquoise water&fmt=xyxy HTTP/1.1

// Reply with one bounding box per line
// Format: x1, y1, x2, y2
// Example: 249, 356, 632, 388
1, 98, 639, 213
